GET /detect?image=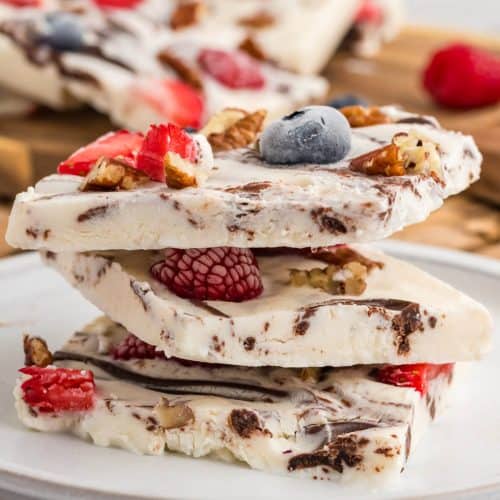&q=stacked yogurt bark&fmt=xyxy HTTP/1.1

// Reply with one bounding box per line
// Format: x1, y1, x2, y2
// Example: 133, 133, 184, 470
8, 104, 492, 484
